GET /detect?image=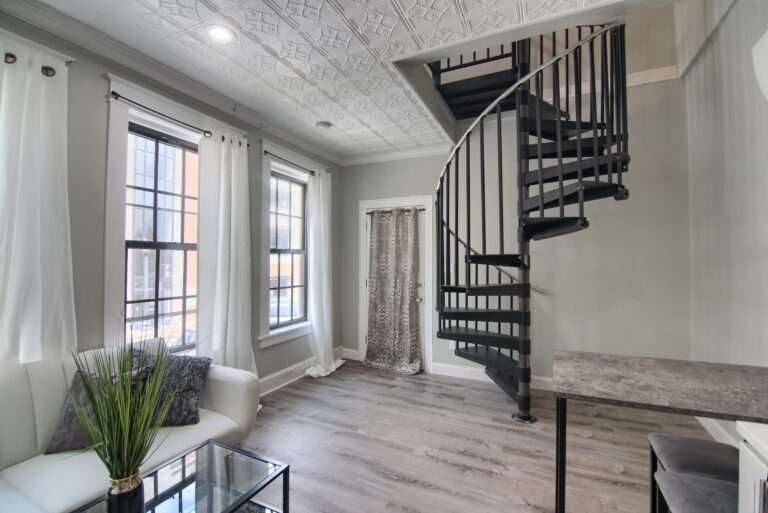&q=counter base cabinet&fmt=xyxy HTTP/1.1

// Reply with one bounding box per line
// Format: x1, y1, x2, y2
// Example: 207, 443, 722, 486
739, 441, 768, 513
